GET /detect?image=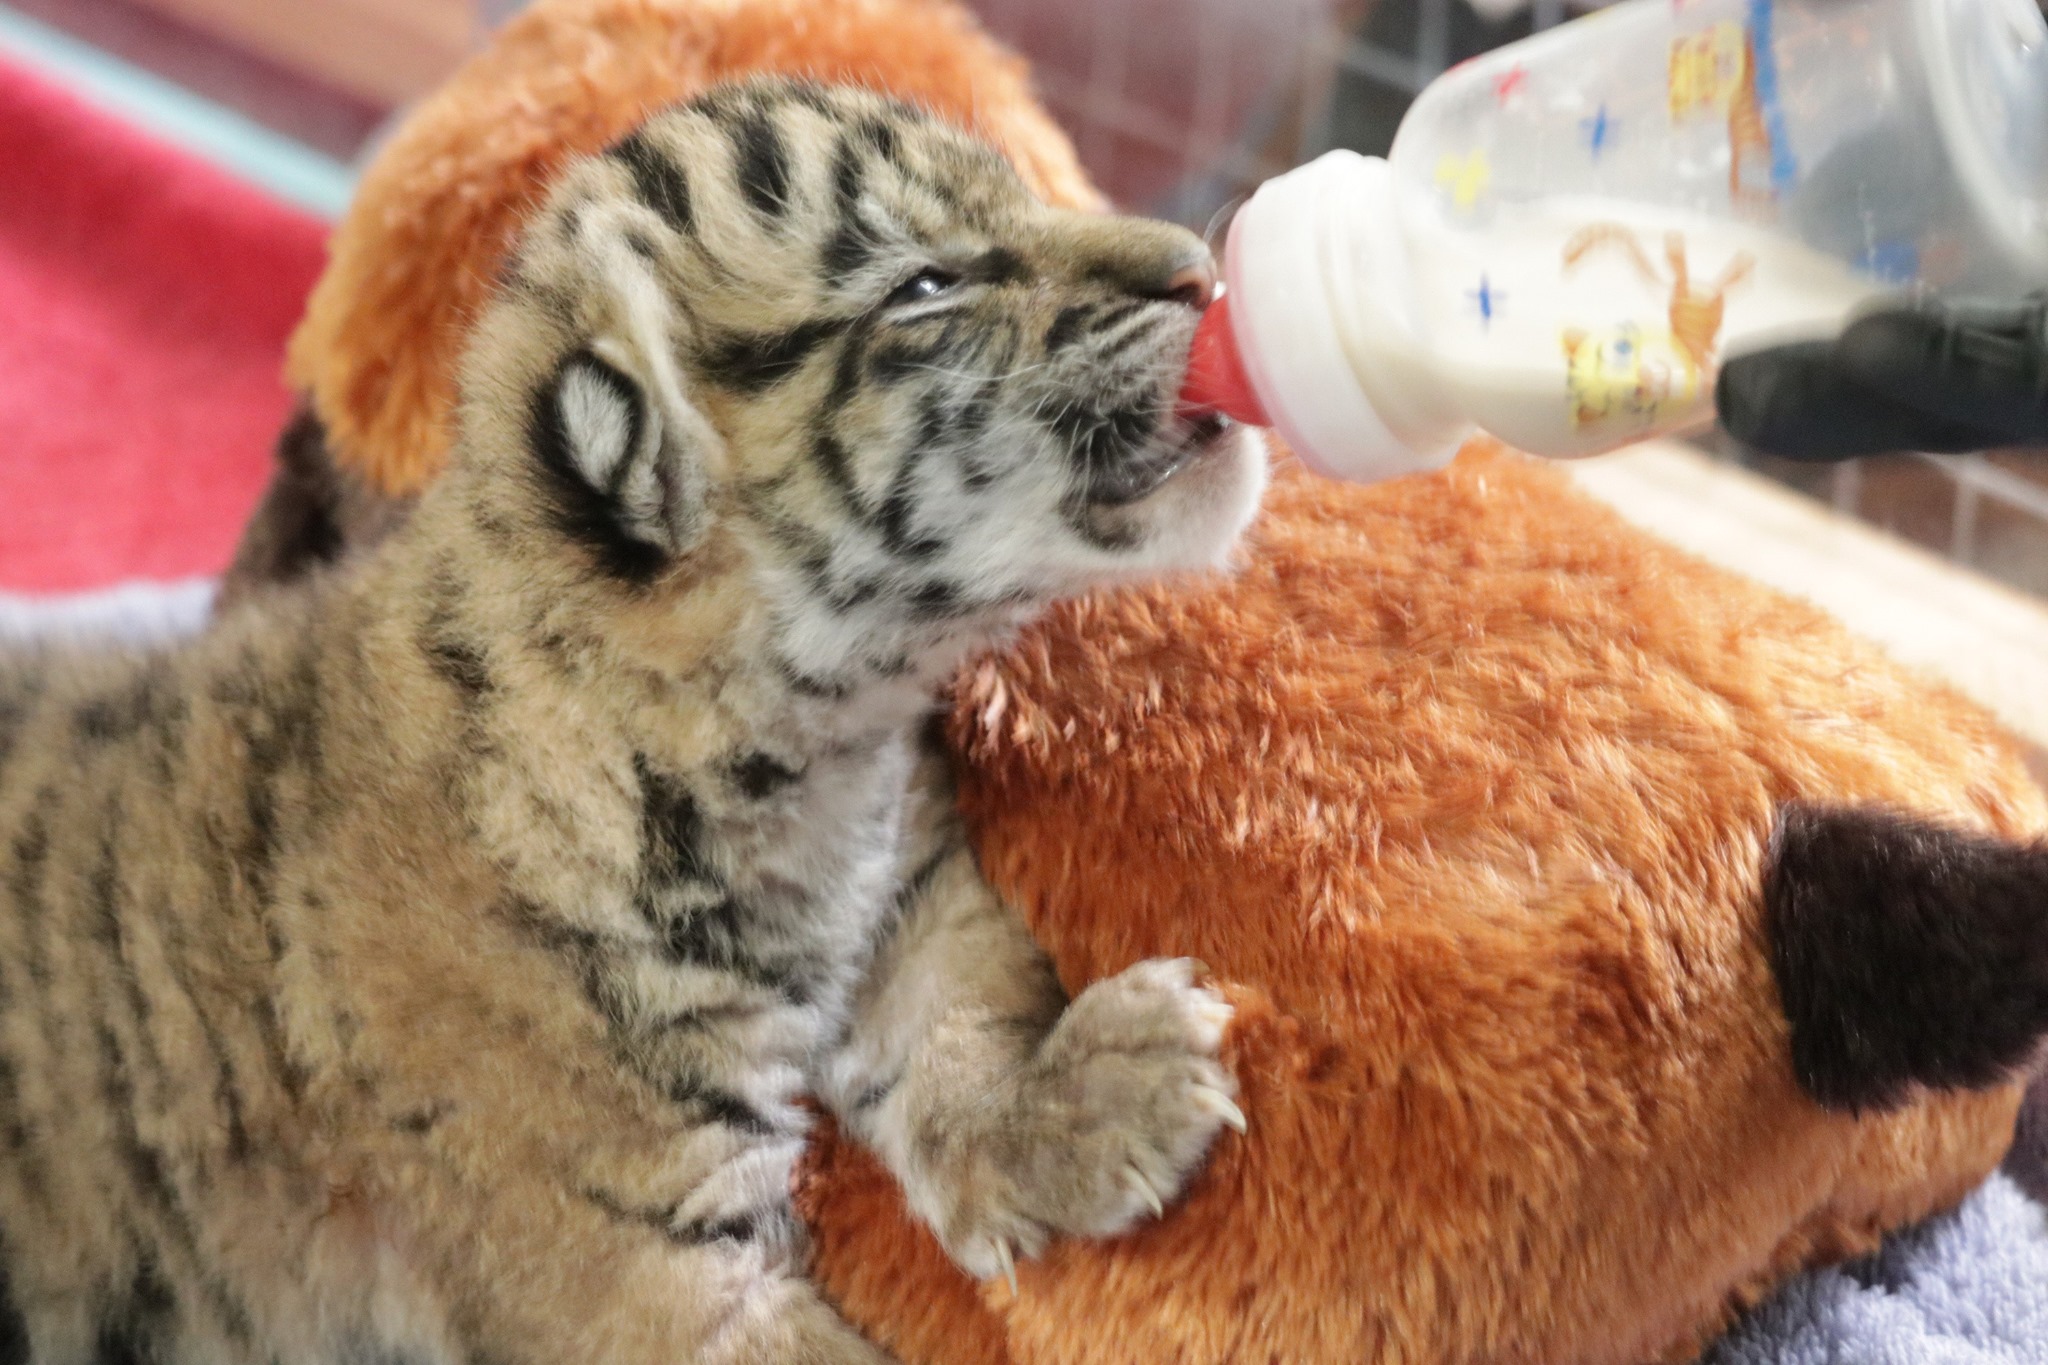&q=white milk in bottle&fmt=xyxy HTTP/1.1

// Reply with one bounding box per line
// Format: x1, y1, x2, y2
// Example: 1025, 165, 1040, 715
1179, 0, 2048, 480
